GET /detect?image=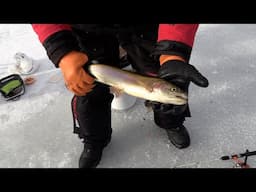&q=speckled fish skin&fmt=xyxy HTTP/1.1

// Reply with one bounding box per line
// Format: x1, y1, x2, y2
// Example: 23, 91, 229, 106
88, 64, 188, 105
